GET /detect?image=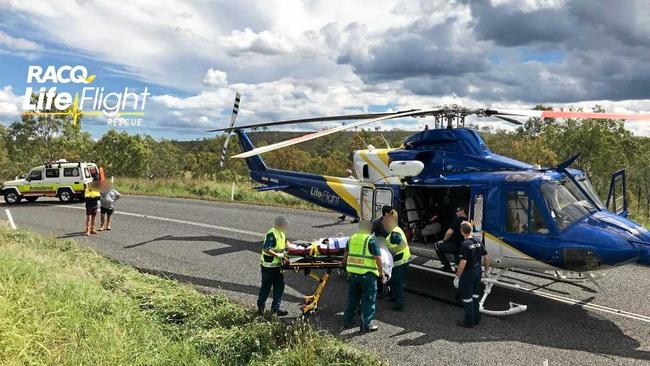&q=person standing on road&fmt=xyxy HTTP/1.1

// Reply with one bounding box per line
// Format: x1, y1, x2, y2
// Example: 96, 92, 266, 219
383, 209, 411, 311
257, 216, 291, 316
453, 221, 490, 328
99, 182, 121, 231
84, 181, 101, 236
343, 220, 383, 332
434, 207, 468, 272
